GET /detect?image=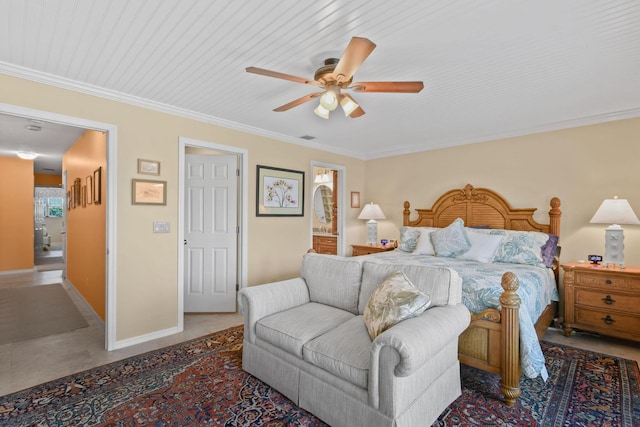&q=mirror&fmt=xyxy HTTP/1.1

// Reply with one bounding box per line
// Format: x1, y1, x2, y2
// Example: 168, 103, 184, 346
313, 185, 333, 224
